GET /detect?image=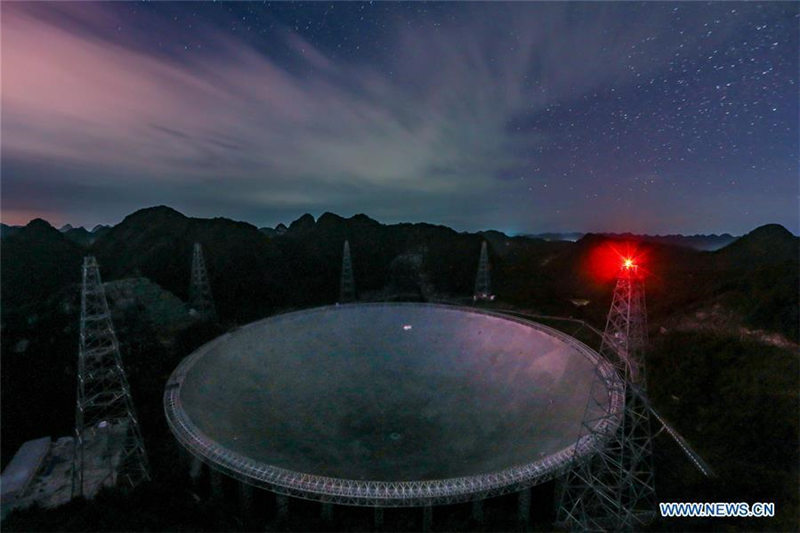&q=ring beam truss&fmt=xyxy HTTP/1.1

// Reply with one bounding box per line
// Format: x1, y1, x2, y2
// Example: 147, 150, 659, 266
164, 304, 624, 507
